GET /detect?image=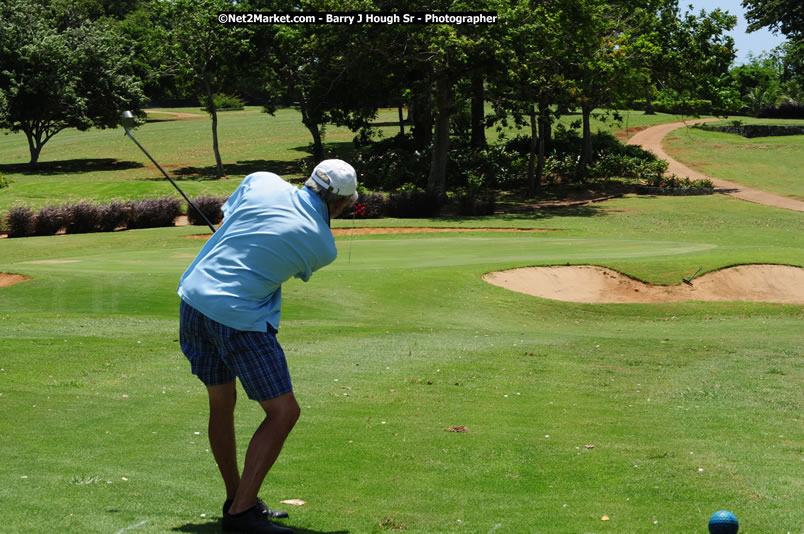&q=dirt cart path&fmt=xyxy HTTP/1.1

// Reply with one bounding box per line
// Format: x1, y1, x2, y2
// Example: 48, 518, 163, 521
144, 110, 206, 119
627, 118, 804, 212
